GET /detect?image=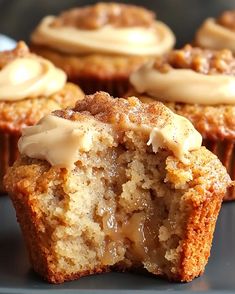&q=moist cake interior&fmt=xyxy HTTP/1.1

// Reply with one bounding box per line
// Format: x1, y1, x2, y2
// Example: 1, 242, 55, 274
36, 129, 187, 279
